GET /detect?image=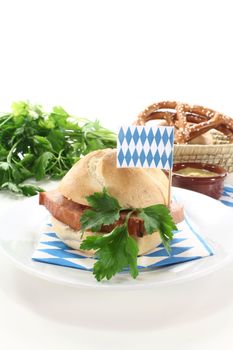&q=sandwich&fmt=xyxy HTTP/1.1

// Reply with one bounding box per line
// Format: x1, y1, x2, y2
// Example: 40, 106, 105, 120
39, 148, 184, 281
